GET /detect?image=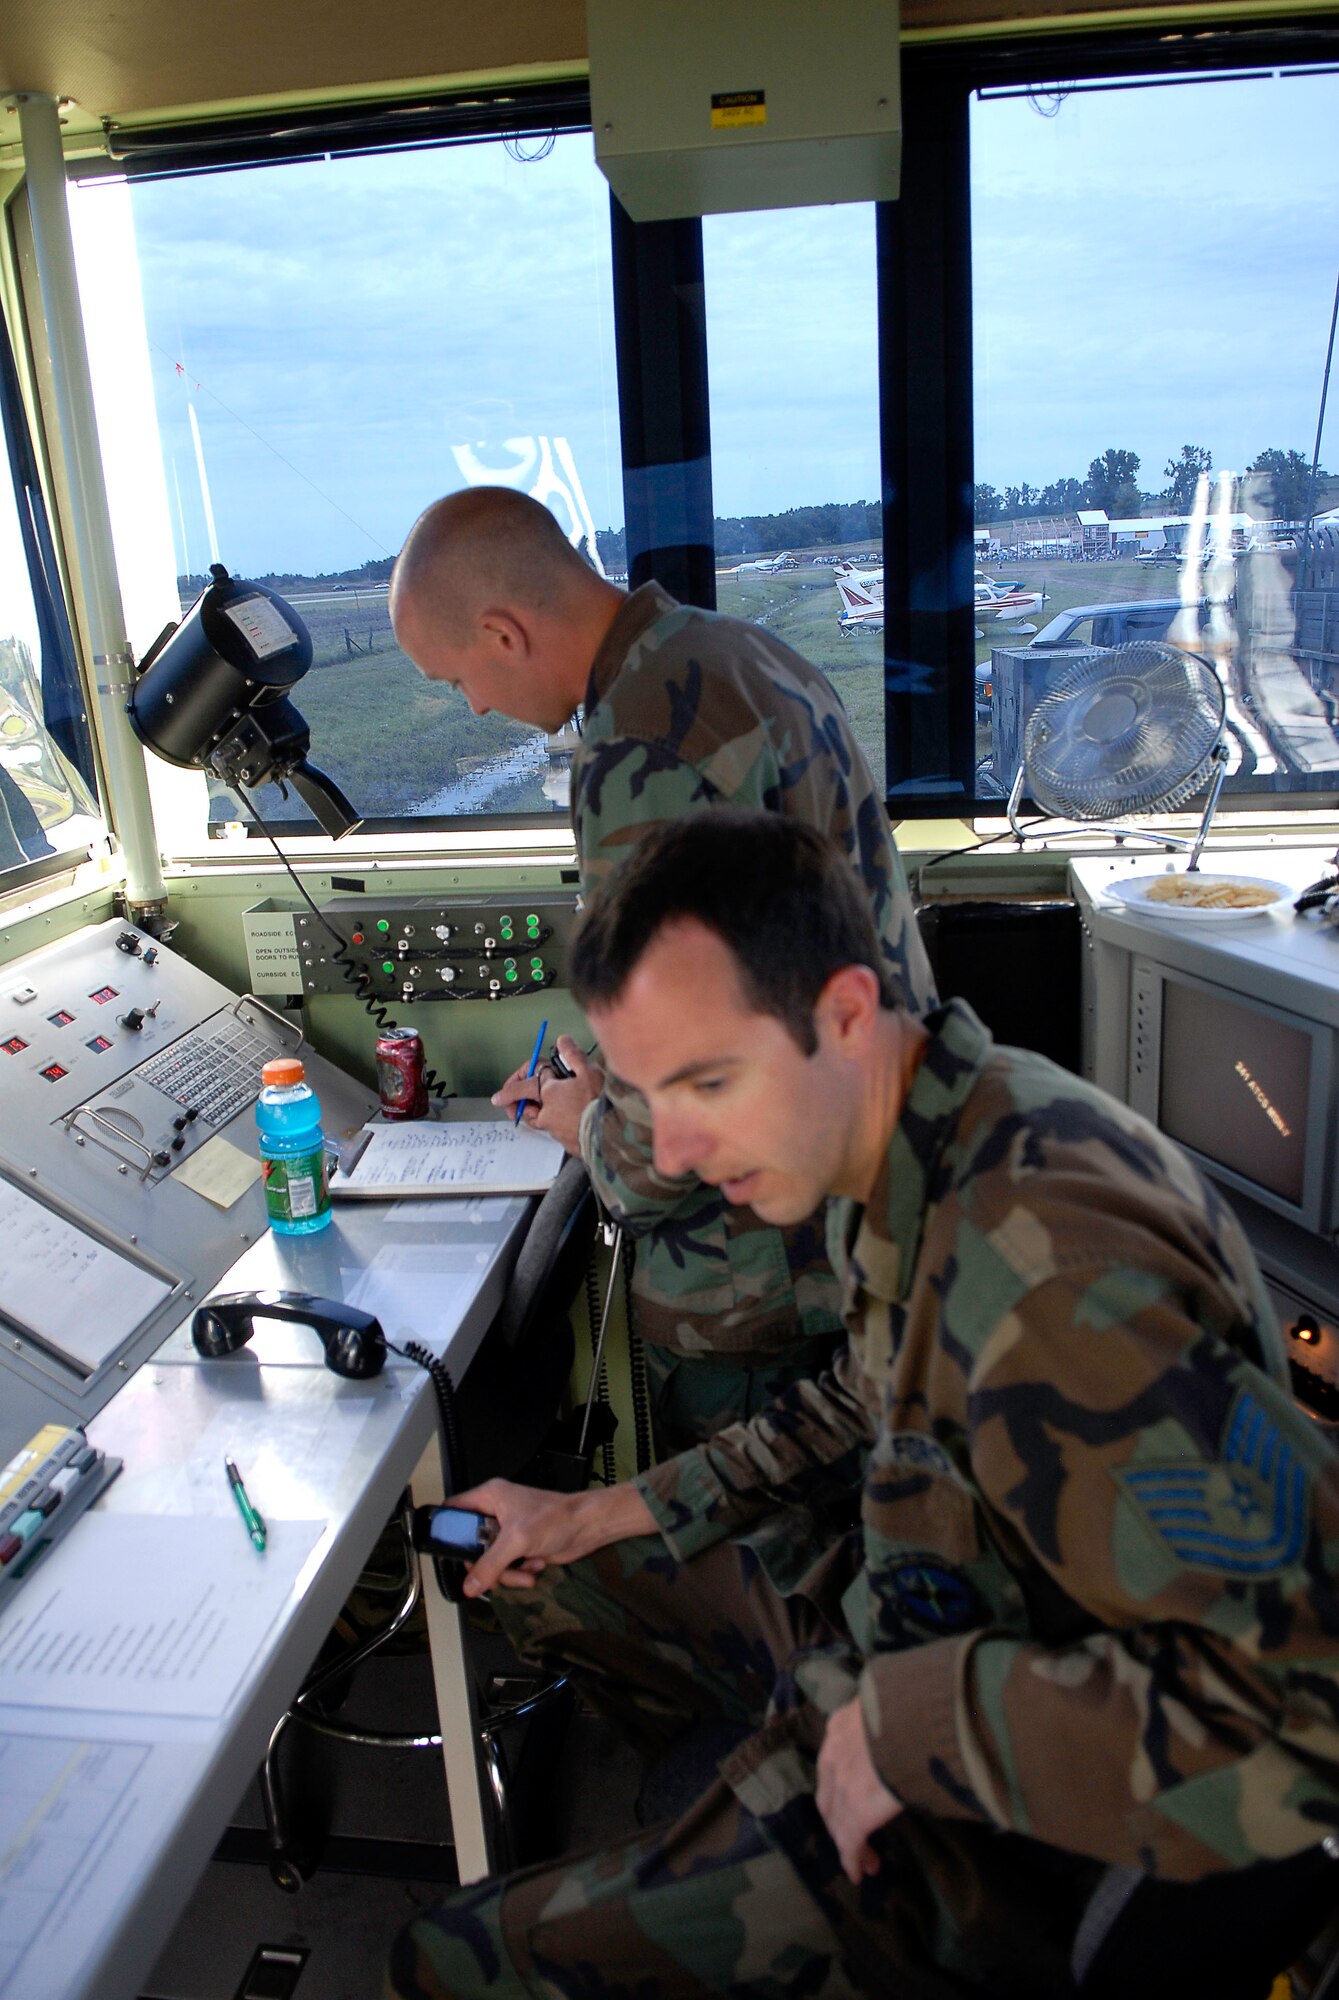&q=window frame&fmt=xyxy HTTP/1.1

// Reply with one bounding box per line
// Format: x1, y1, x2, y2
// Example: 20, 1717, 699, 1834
884, 18, 1339, 818
69, 82, 643, 845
